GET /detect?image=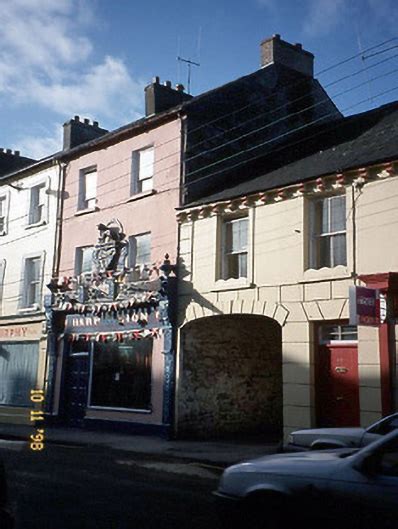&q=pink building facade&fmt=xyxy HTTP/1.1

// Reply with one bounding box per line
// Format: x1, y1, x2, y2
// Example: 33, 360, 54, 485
49, 113, 181, 435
